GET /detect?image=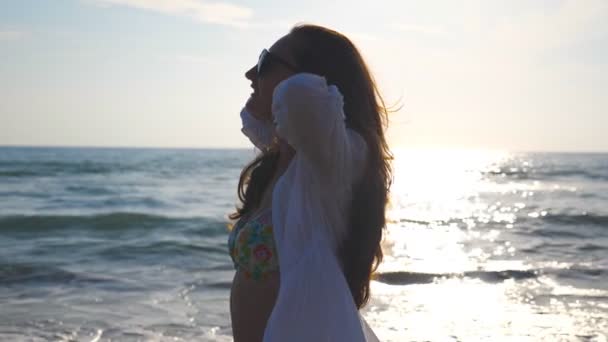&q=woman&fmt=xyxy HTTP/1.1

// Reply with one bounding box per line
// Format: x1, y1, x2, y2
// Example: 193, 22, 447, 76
227, 24, 392, 341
